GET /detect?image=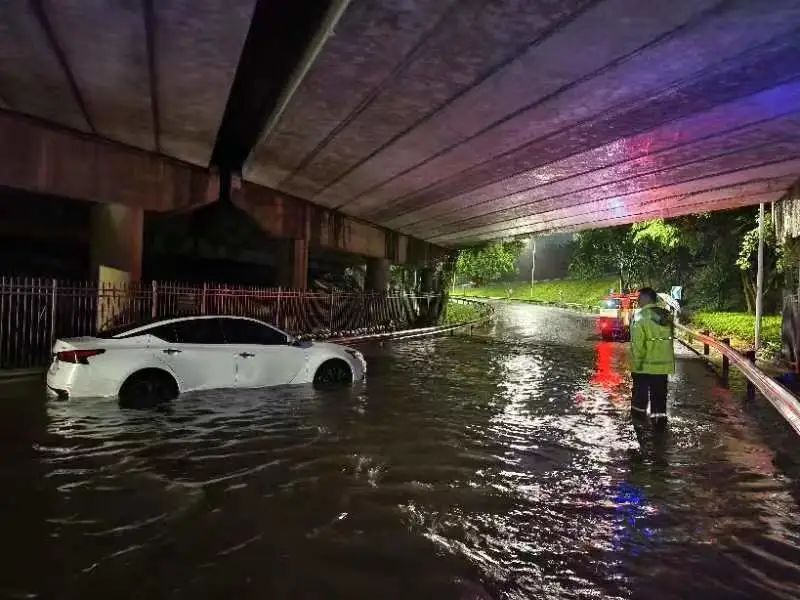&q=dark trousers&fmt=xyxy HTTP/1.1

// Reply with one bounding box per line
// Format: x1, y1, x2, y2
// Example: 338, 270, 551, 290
632, 373, 668, 417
